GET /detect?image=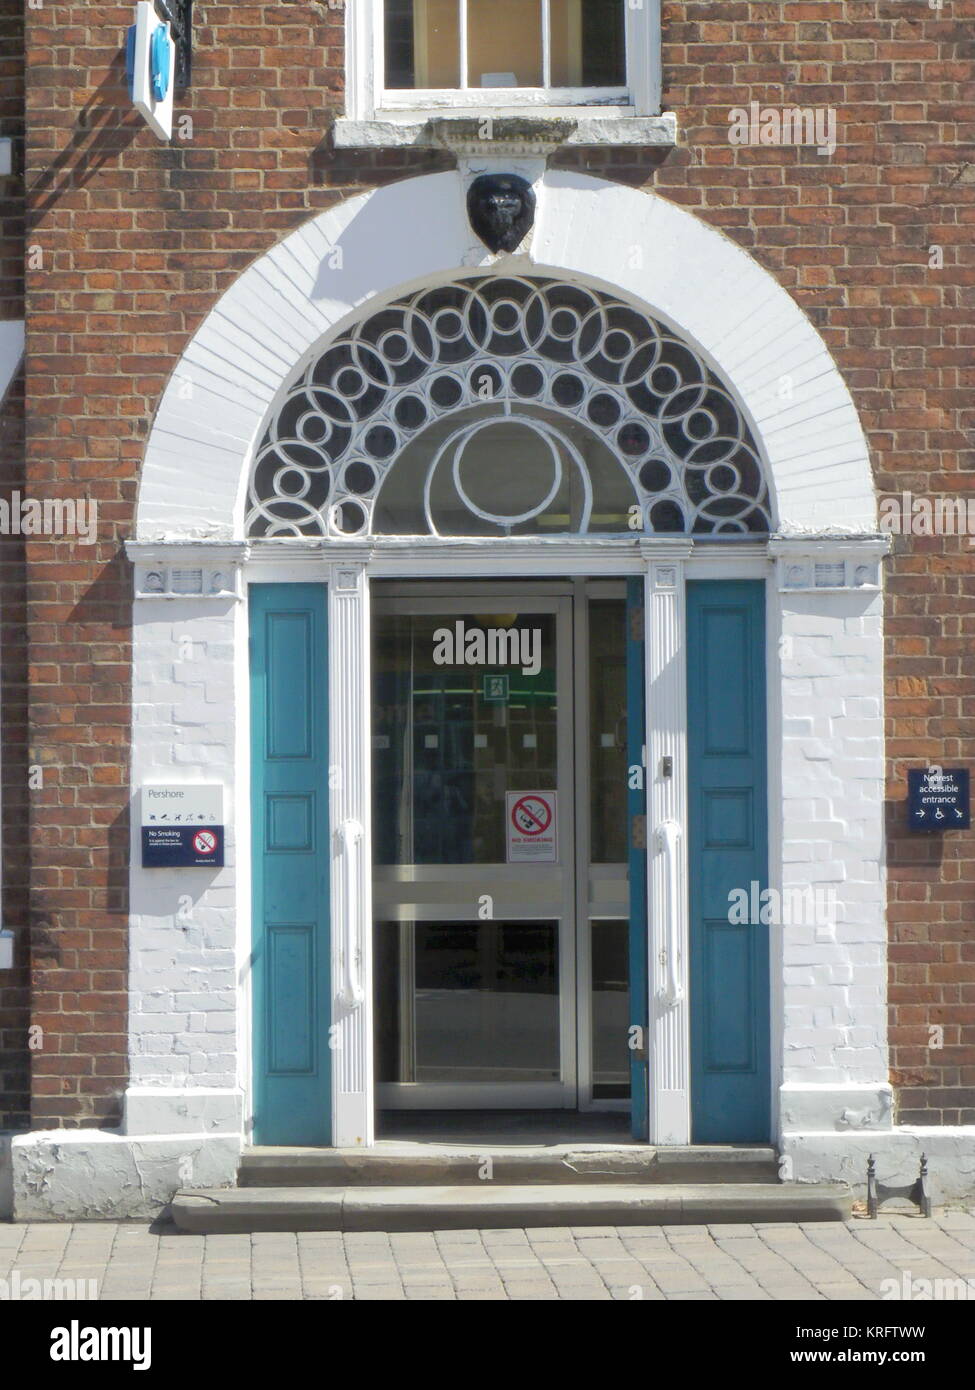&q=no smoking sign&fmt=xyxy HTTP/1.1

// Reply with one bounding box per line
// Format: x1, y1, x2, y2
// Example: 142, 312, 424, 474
506, 790, 557, 863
